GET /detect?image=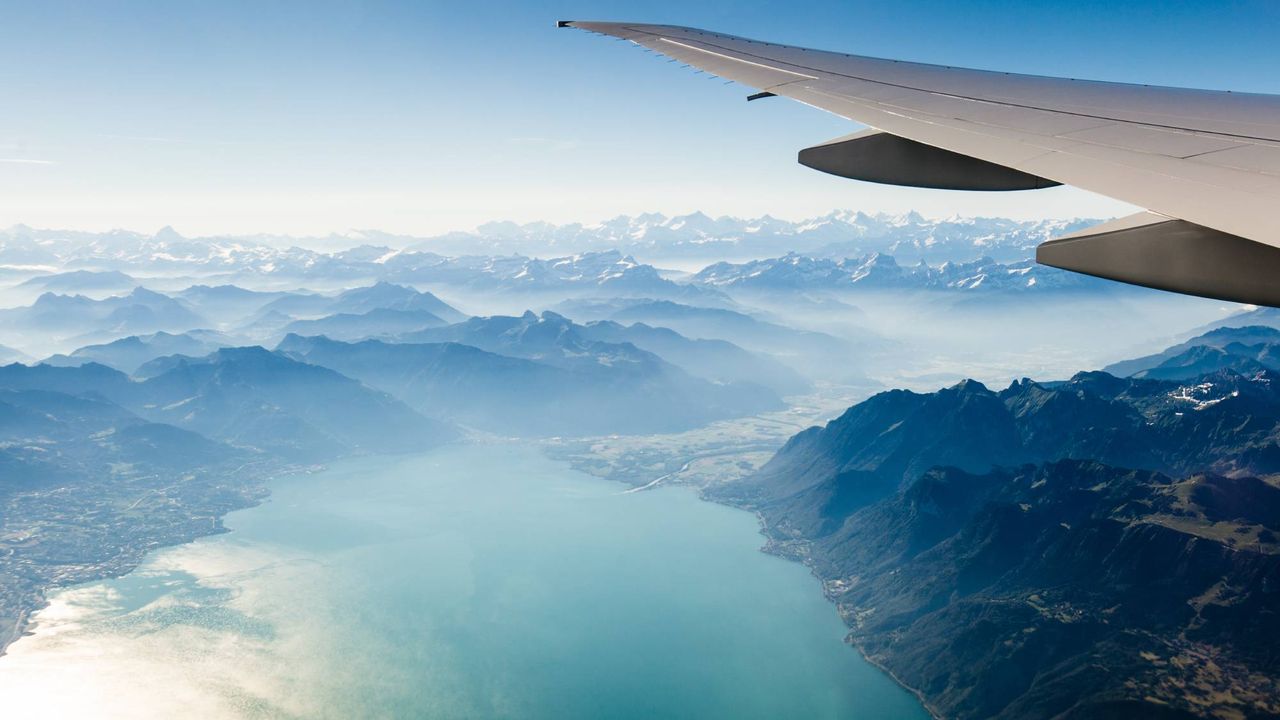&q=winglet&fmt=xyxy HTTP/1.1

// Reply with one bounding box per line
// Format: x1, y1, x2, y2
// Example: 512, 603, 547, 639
557, 20, 574, 28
